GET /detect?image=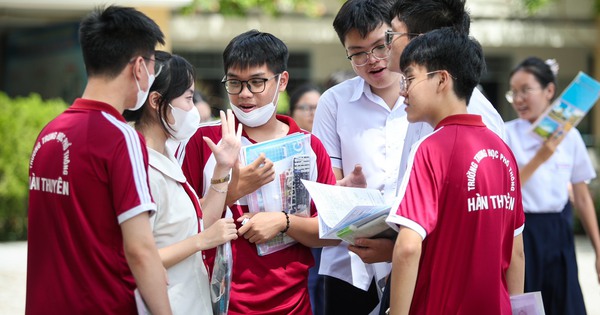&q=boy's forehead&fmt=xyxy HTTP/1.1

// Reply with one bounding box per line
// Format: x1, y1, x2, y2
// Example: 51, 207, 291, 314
226, 64, 271, 78
402, 63, 426, 76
